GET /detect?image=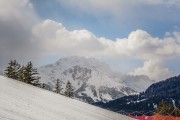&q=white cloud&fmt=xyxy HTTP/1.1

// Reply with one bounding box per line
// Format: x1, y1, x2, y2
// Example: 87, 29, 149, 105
32, 19, 105, 57
0, 0, 40, 66
99, 30, 180, 60
125, 30, 180, 59
31, 20, 180, 80
130, 59, 173, 81
32, 20, 180, 61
